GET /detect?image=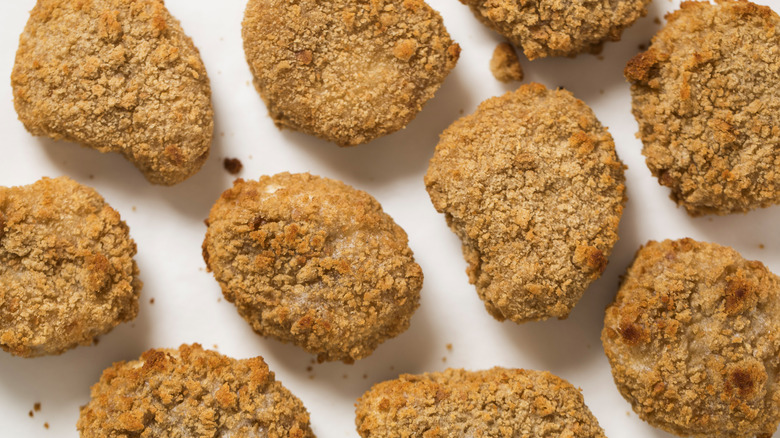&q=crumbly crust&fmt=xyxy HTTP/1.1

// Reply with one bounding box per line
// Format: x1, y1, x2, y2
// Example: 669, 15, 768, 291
490, 42, 523, 82
77, 344, 314, 437
602, 238, 780, 437
11, 0, 213, 185
355, 367, 606, 437
242, 0, 460, 146
202, 173, 423, 363
425, 83, 626, 323
626, 0, 780, 215
0, 177, 140, 357
459, 0, 650, 59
